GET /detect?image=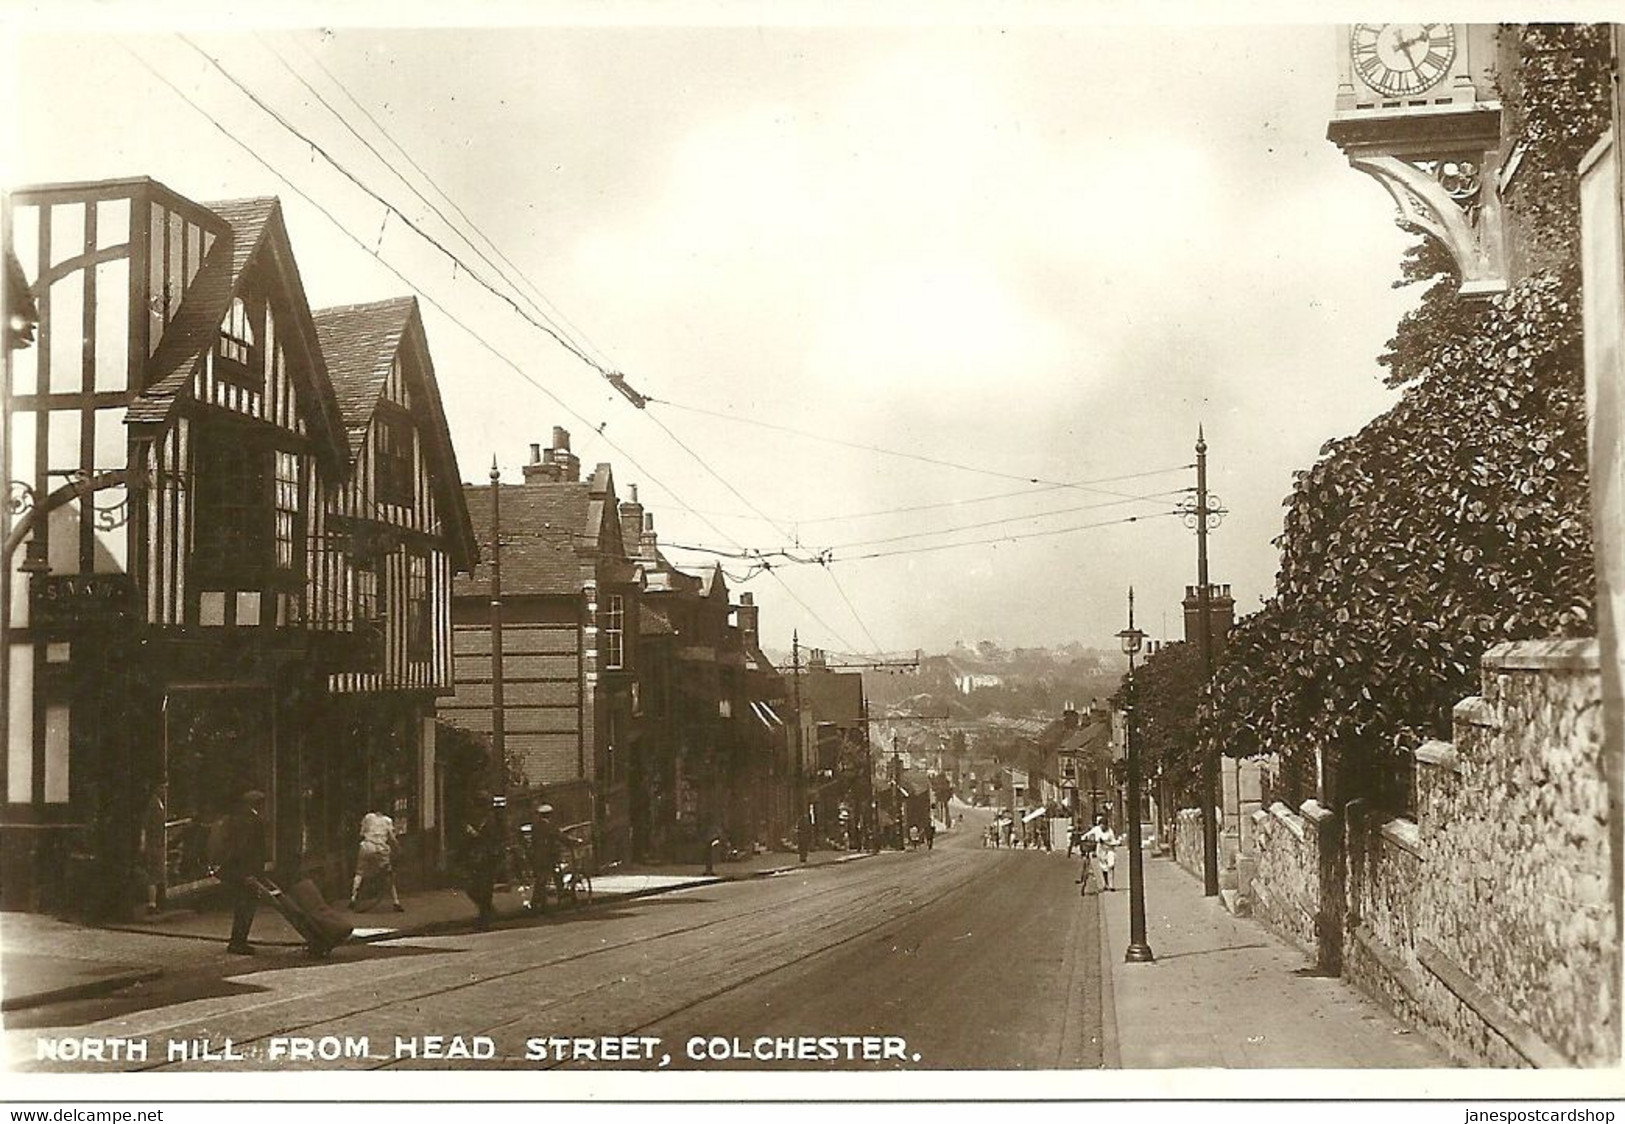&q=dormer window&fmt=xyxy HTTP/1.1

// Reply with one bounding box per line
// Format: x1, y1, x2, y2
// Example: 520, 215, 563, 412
219, 295, 260, 388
